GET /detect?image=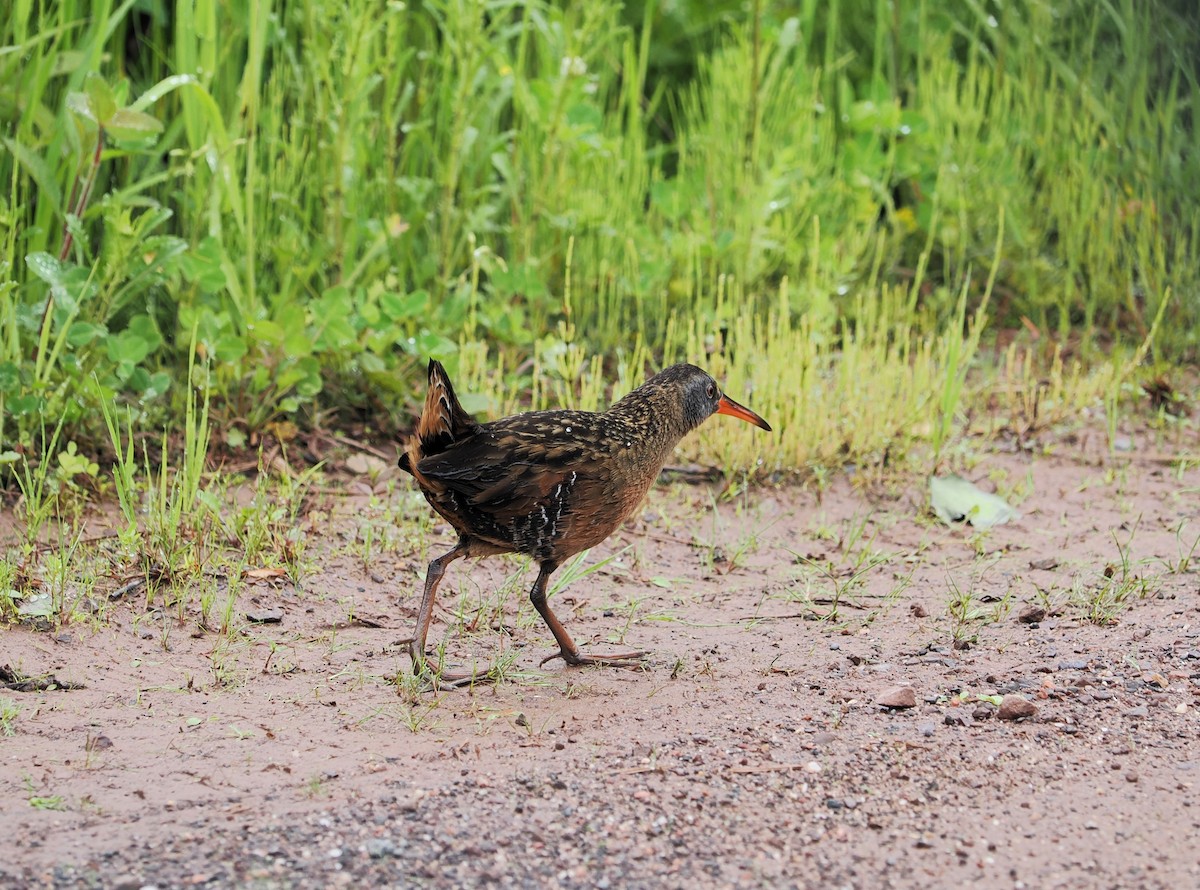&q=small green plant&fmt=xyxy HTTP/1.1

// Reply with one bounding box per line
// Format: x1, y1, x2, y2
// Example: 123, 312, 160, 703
945, 577, 984, 650
303, 775, 328, 800
23, 776, 66, 811
1165, 520, 1200, 575
13, 421, 67, 554
1068, 570, 1153, 626
0, 697, 20, 736
400, 701, 443, 733
1068, 520, 1158, 624
139, 336, 215, 594
218, 572, 243, 638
